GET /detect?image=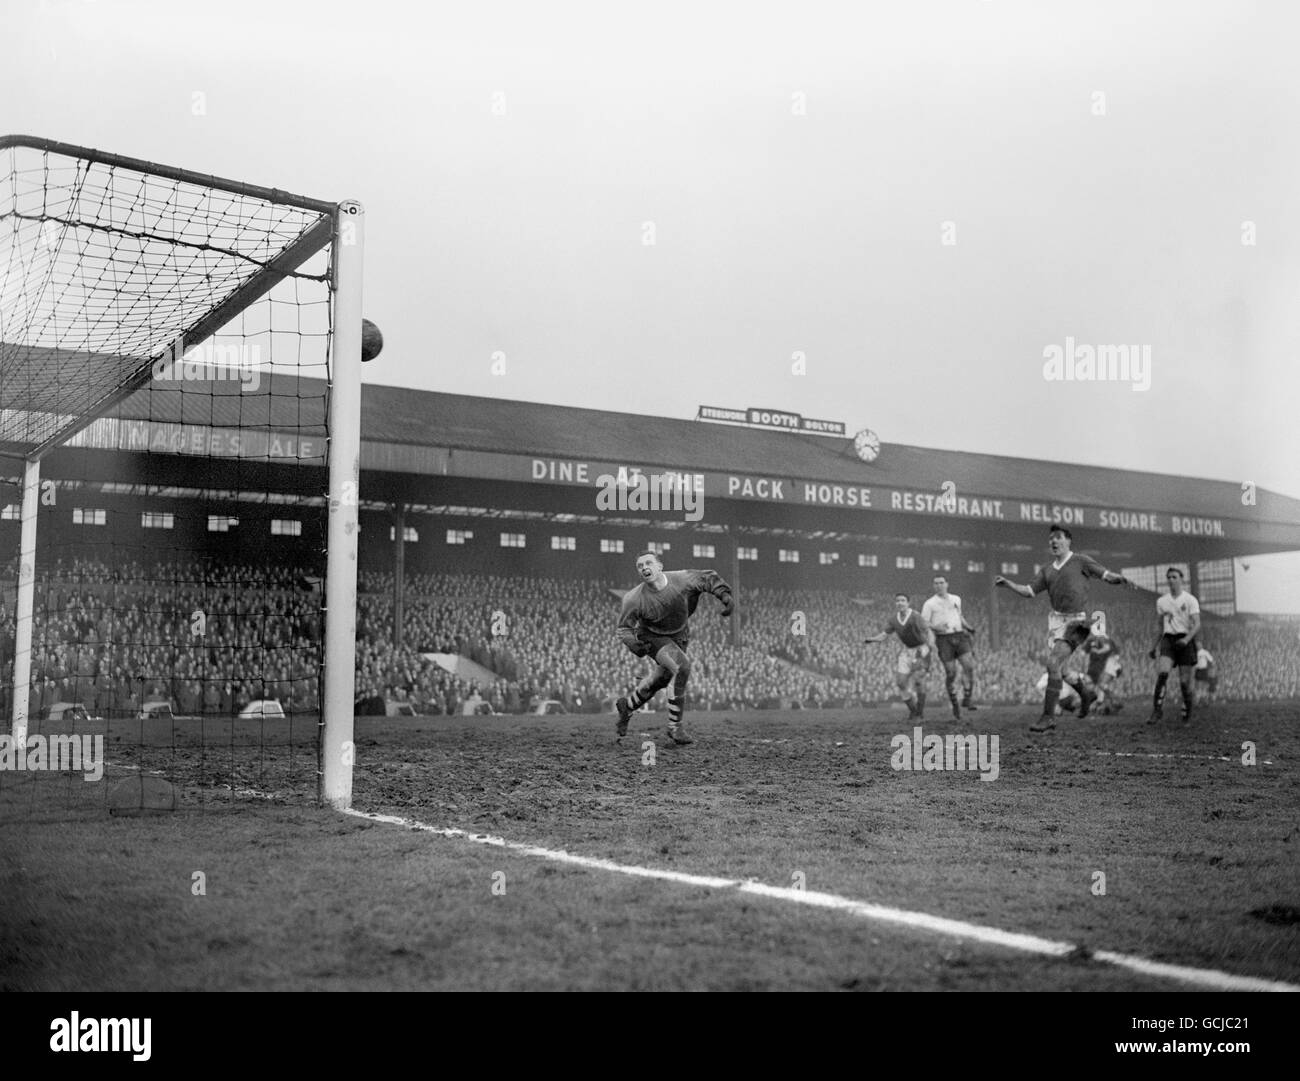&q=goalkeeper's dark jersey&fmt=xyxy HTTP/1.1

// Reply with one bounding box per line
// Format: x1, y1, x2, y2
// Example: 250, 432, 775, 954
616, 569, 732, 651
